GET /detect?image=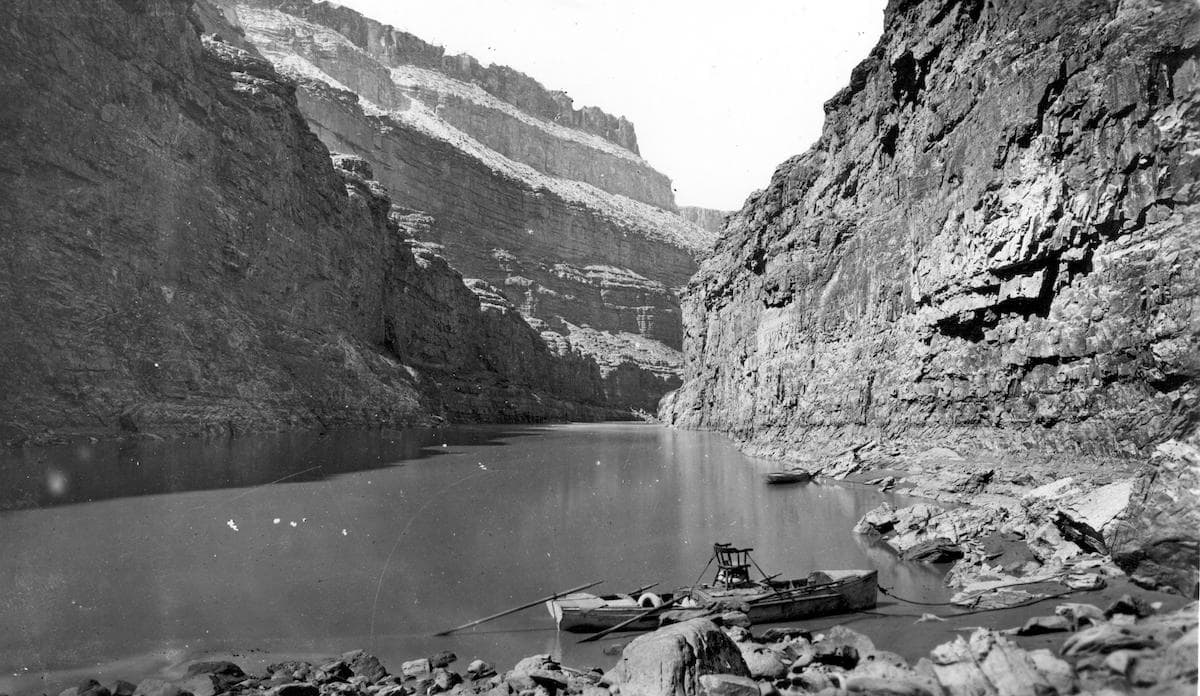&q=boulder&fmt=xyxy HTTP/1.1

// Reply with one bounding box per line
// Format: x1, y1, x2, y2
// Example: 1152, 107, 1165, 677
853, 503, 896, 536
901, 539, 964, 563
268, 661, 314, 681
1063, 573, 1106, 591
132, 680, 182, 696
1062, 624, 1160, 656
430, 669, 462, 693
342, 650, 388, 683
737, 644, 788, 680
813, 626, 875, 668
528, 670, 566, 690
429, 651, 458, 669
697, 675, 758, 696
842, 675, 933, 696
401, 659, 432, 678
1052, 479, 1134, 554
267, 684, 319, 696
1025, 650, 1074, 694
928, 630, 1057, 696
786, 672, 832, 693
109, 681, 137, 696
74, 681, 109, 696
467, 660, 496, 679
316, 660, 353, 683
185, 661, 245, 682
812, 644, 858, 670
1104, 594, 1155, 619
176, 676, 217, 696
604, 619, 749, 696
1015, 615, 1070, 636
1108, 441, 1200, 596
512, 656, 558, 677
723, 626, 752, 643
777, 638, 814, 667
1053, 602, 1105, 630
